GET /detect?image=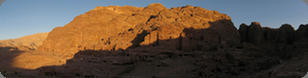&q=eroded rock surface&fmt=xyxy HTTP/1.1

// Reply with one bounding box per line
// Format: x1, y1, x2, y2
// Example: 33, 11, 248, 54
1, 3, 308, 78
39, 3, 239, 57
239, 22, 297, 45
